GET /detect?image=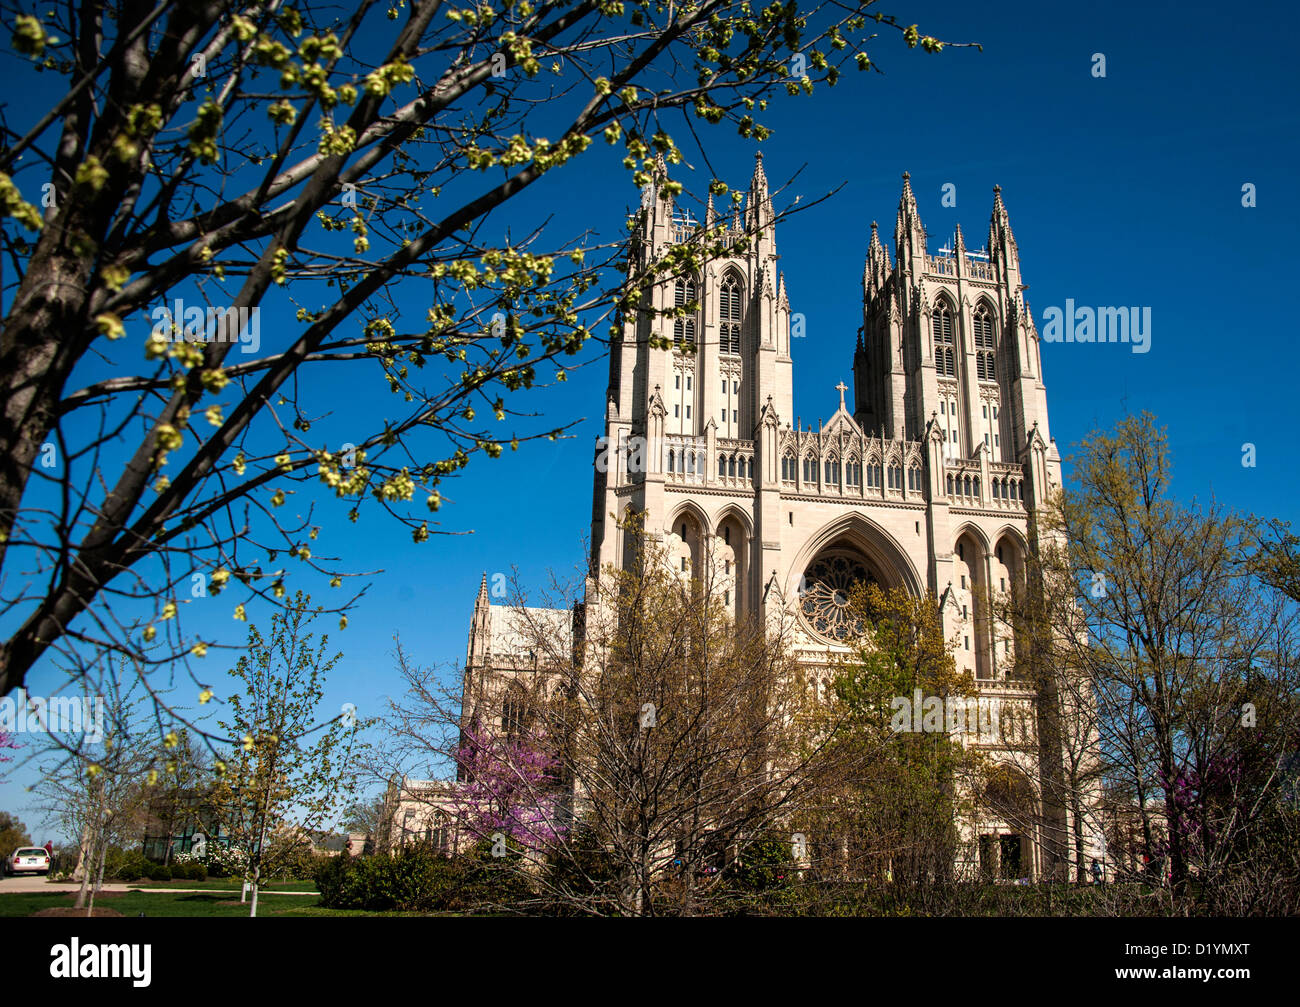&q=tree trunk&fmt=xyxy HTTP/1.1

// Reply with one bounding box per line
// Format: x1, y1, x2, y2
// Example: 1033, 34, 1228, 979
72, 821, 93, 908
1073, 795, 1086, 883
95, 838, 107, 893
85, 835, 107, 917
